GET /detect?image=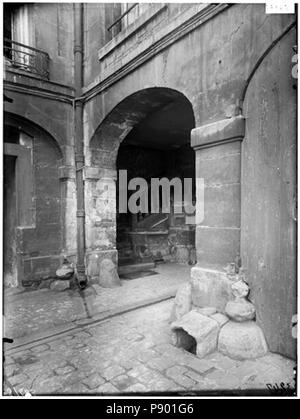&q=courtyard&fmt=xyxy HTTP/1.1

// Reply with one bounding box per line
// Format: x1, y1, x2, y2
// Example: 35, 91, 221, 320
2, 2, 297, 399
3, 264, 296, 397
